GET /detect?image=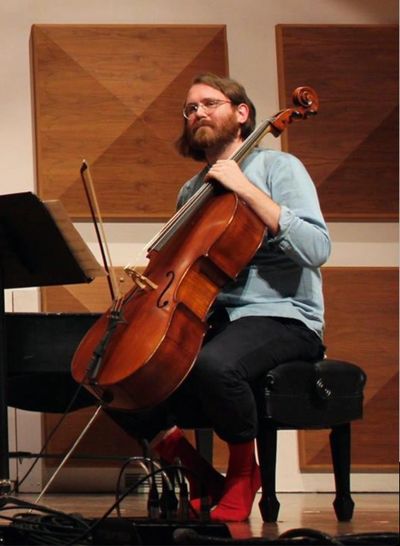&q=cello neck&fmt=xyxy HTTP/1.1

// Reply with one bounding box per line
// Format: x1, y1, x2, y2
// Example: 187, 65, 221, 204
230, 116, 275, 165
148, 86, 319, 254
148, 116, 276, 253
